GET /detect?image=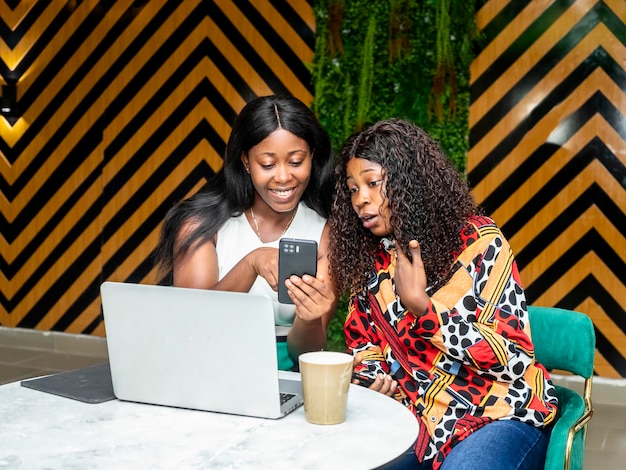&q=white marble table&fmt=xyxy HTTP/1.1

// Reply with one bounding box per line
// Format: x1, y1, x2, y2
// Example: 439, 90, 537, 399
0, 372, 419, 469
